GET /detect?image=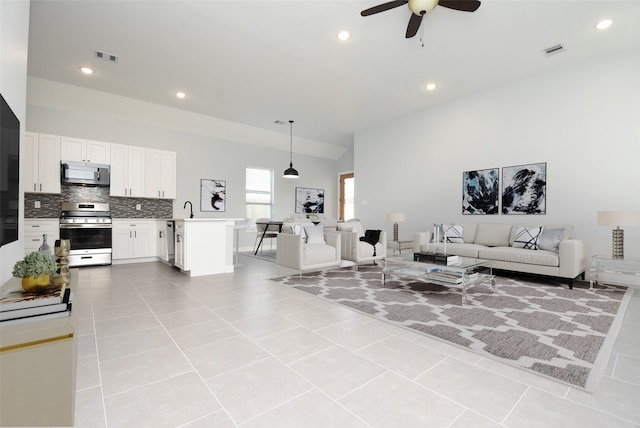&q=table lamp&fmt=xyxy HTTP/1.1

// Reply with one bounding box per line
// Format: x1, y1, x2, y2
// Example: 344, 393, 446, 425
387, 212, 405, 242
597, 210, 640, 259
